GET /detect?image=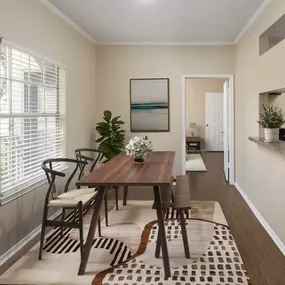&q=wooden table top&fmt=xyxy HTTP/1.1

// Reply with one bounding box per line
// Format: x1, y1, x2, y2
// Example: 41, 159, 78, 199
76, 151, 175, 187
